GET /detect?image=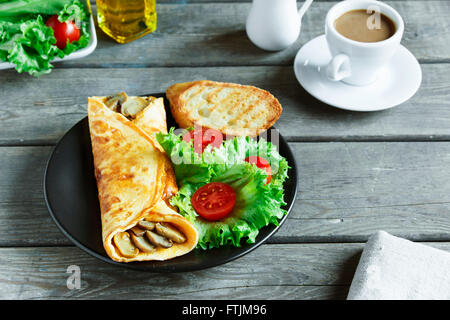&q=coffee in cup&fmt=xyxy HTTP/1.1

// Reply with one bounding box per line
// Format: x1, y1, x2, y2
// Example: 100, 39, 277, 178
334, 9, 396, 43
325, 0, 404, 86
